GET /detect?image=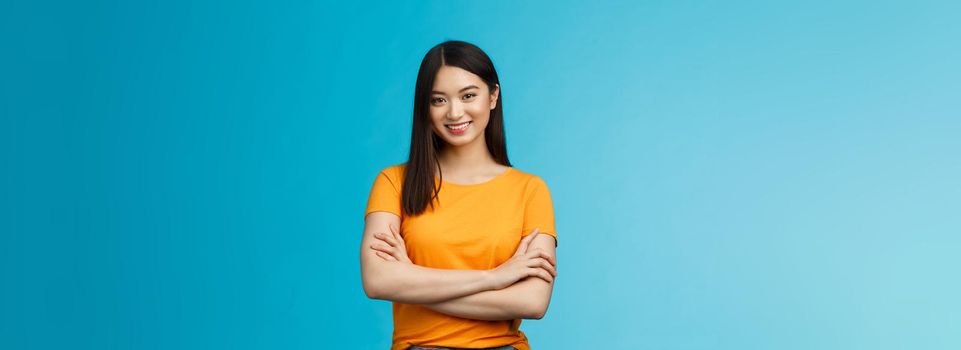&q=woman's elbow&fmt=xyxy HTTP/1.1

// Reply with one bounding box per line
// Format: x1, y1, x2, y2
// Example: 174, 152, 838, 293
362, 271, 391, 300
362, 276, 382, 299
528, 309, 546, 320
363, 281, 383, 300
525, 299, 550, 320
361, 260, 399, 300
